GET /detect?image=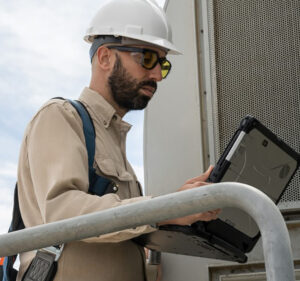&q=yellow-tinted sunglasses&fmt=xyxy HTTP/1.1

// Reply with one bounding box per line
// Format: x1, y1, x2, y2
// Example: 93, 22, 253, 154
107, 46, 172, 79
